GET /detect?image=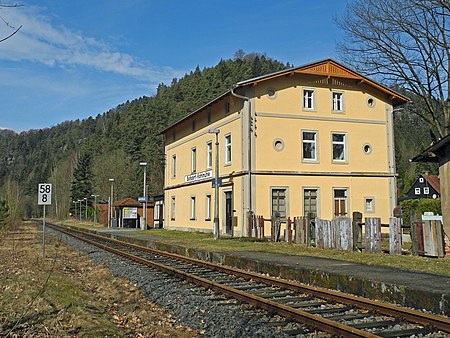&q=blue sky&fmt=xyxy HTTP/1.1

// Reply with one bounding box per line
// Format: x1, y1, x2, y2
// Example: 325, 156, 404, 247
0, 0, 348, 132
